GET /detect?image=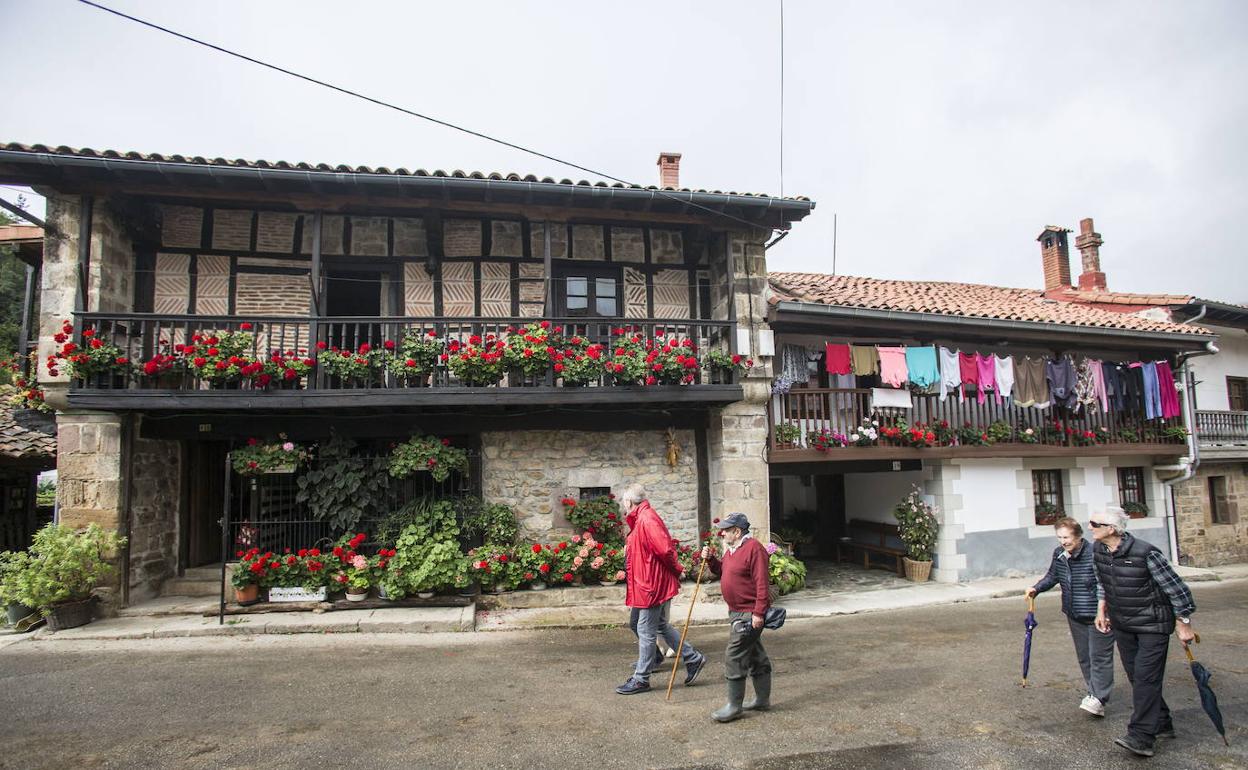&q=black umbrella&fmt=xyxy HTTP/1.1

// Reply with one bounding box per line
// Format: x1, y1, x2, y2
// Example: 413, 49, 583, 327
1184, 635, 1229, 746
